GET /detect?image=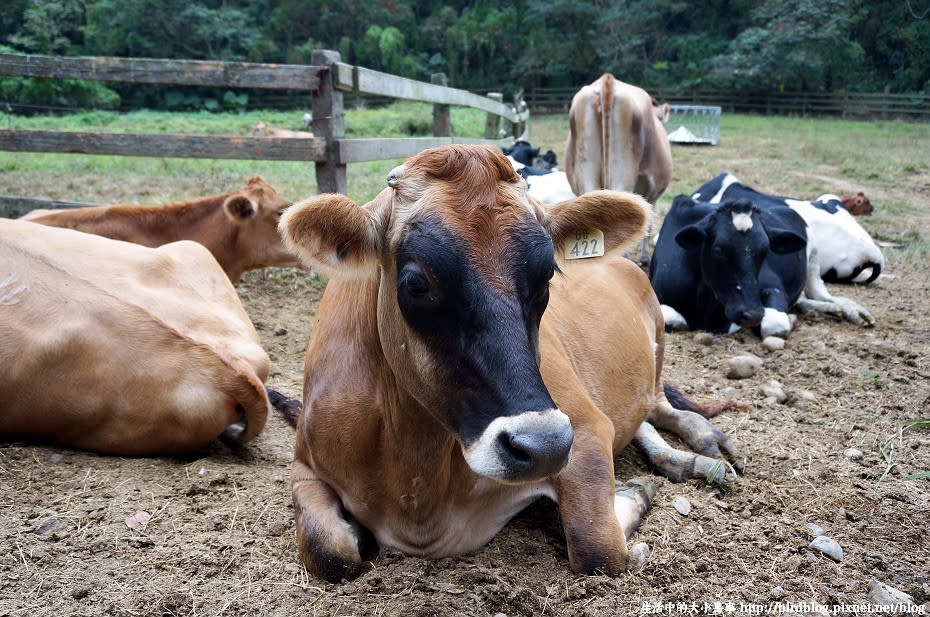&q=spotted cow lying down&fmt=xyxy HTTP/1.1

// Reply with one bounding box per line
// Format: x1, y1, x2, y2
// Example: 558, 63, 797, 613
0, 218, 293, 456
